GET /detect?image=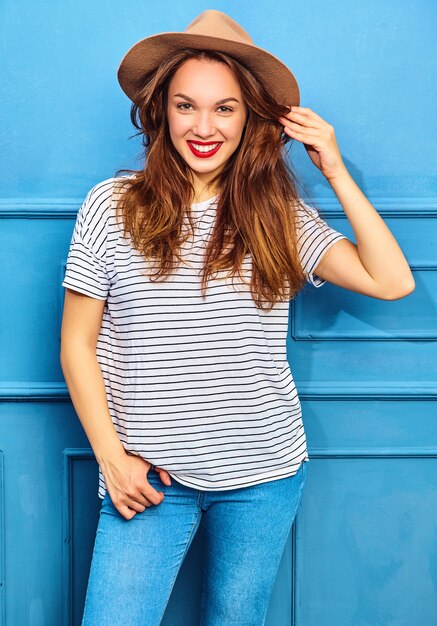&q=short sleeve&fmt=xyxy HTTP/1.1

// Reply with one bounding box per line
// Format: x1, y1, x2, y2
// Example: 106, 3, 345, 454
296, 202, 348, 288
62, 183, 111, 300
